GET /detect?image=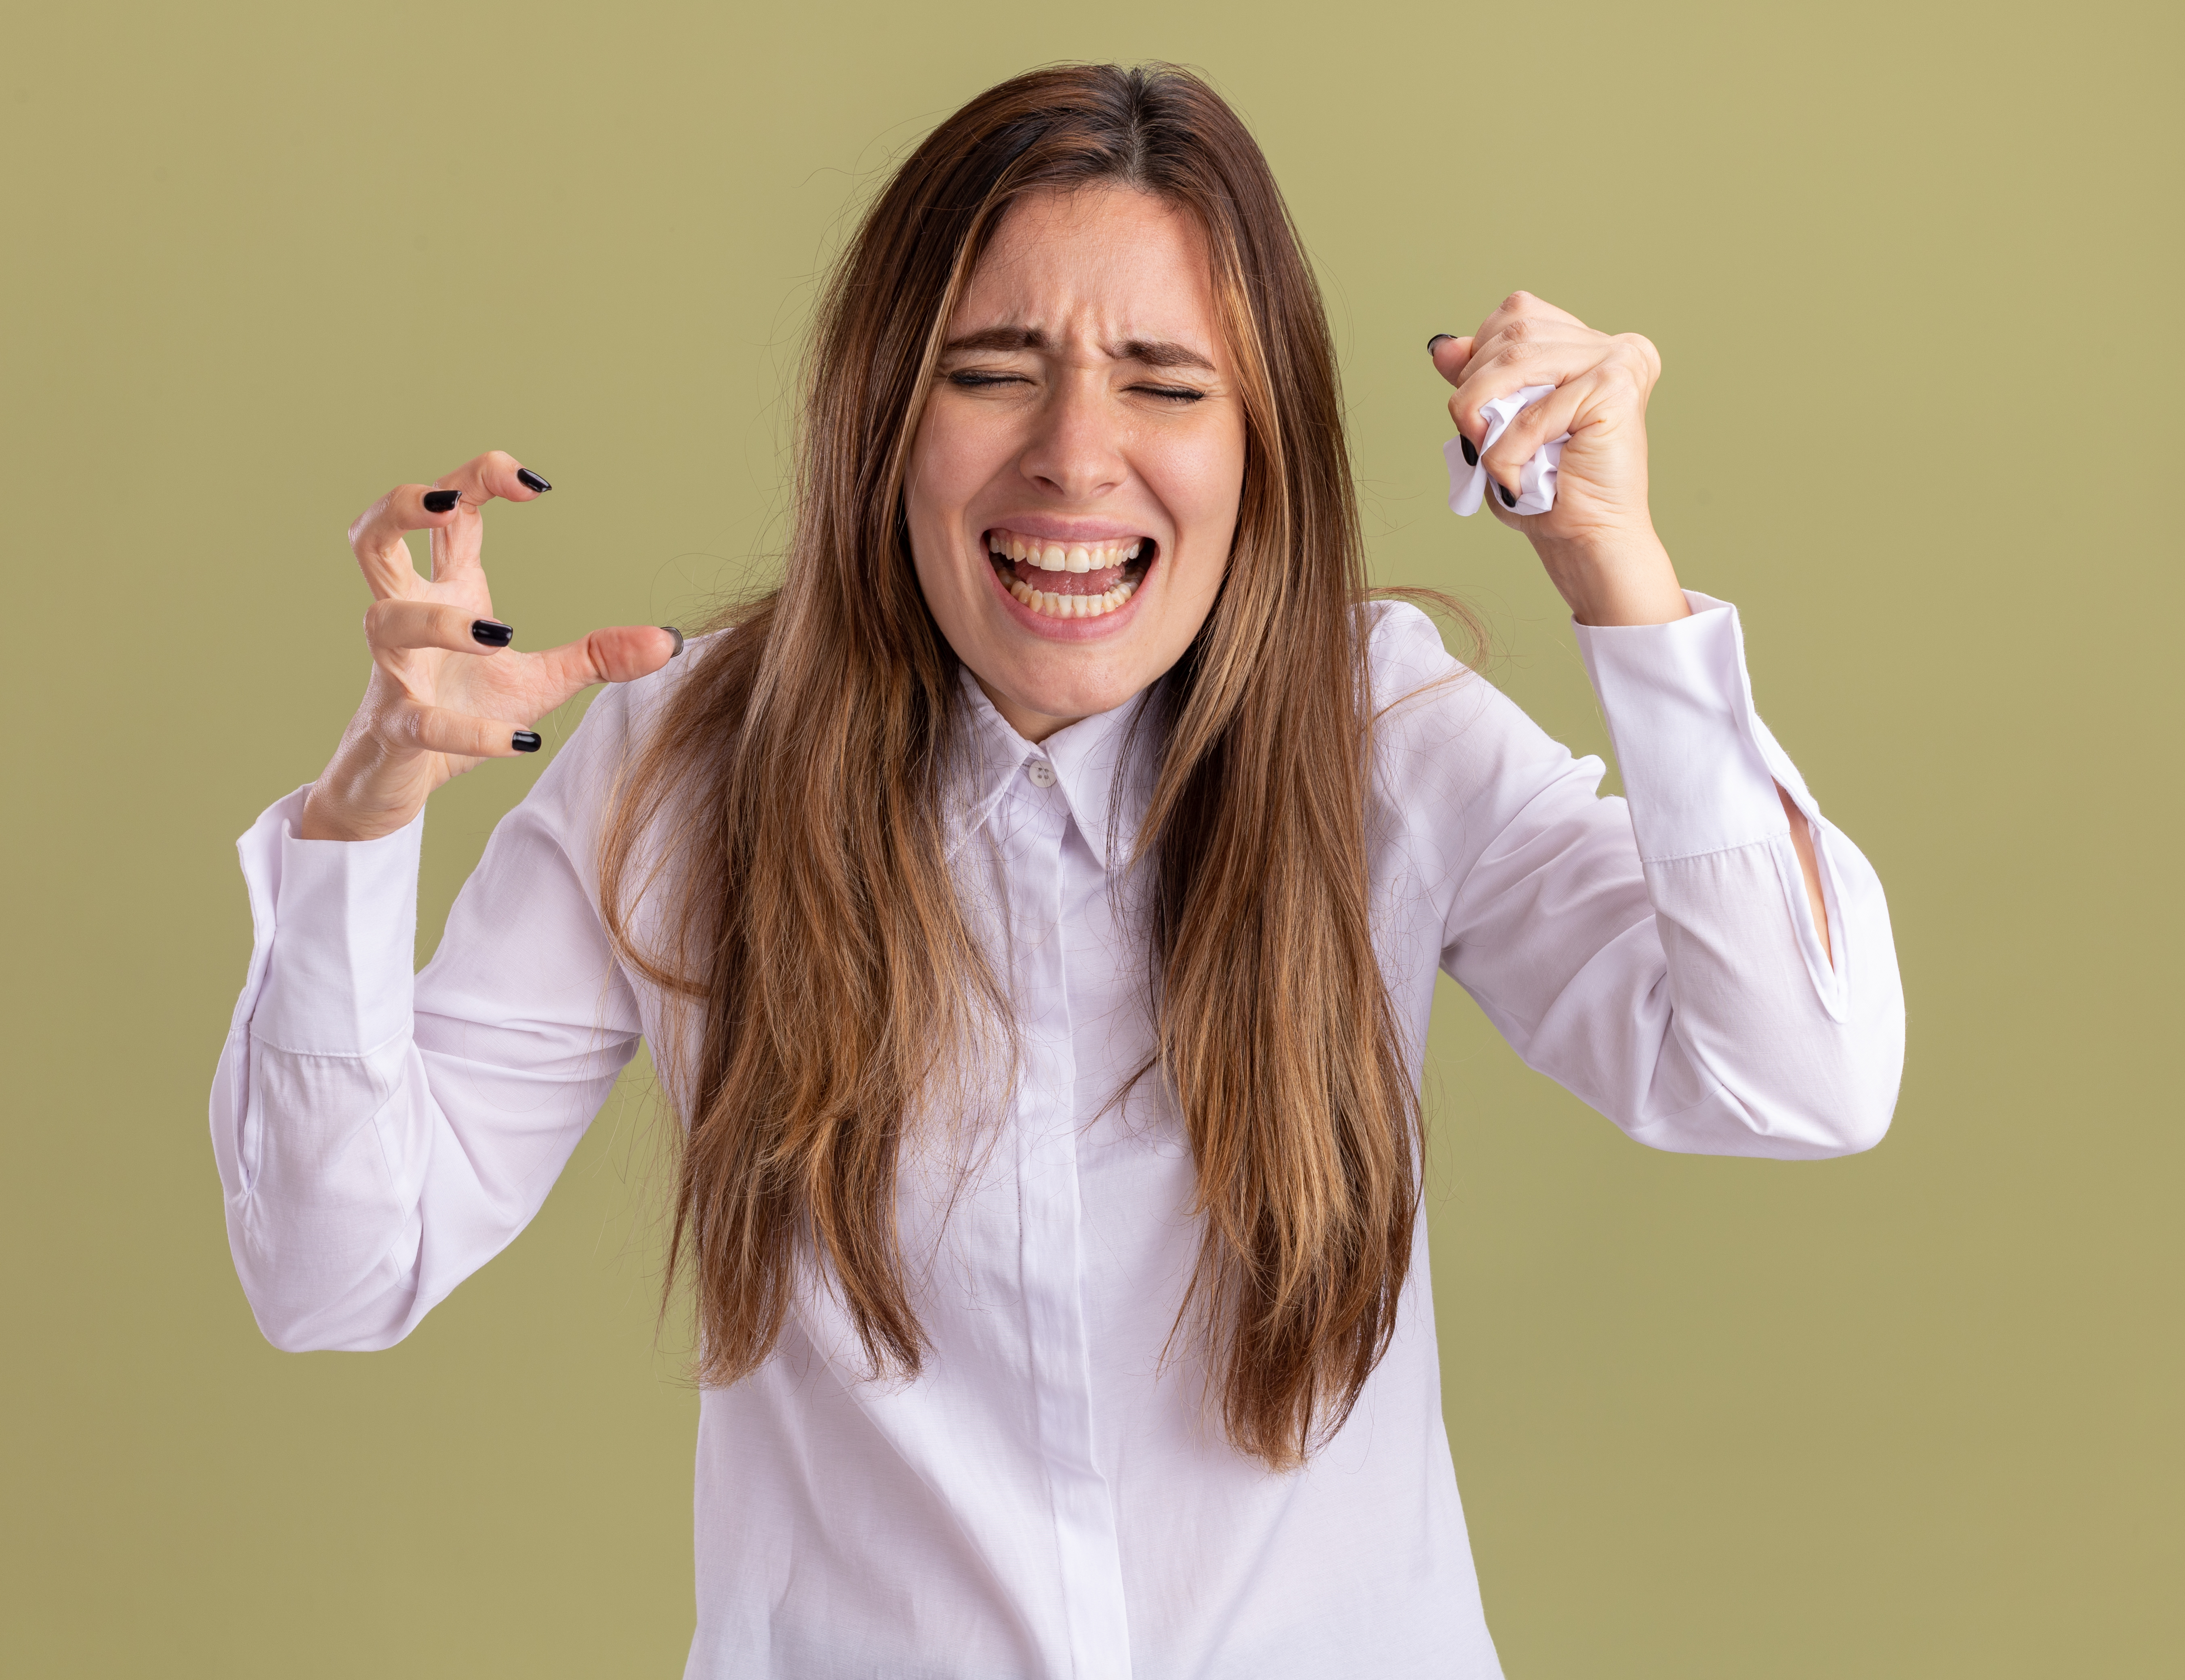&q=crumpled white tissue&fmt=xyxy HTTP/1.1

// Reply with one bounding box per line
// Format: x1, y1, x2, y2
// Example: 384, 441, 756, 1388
1445, 383, 1571, 516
